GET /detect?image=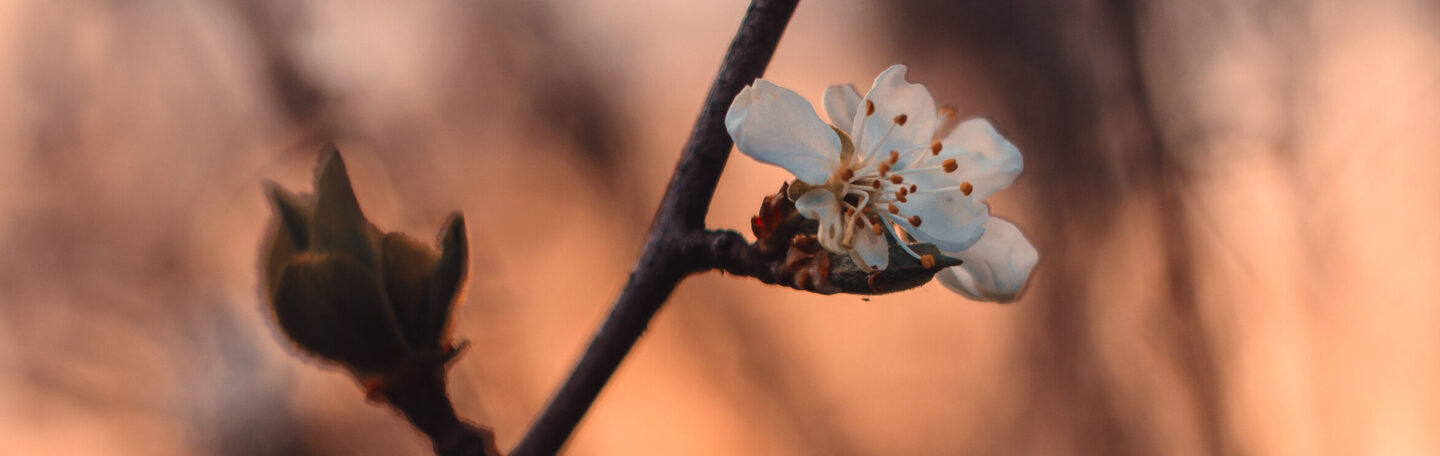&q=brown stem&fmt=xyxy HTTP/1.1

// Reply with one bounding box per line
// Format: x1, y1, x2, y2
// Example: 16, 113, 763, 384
384, 369, 502, 456
508, 1, 799, 454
